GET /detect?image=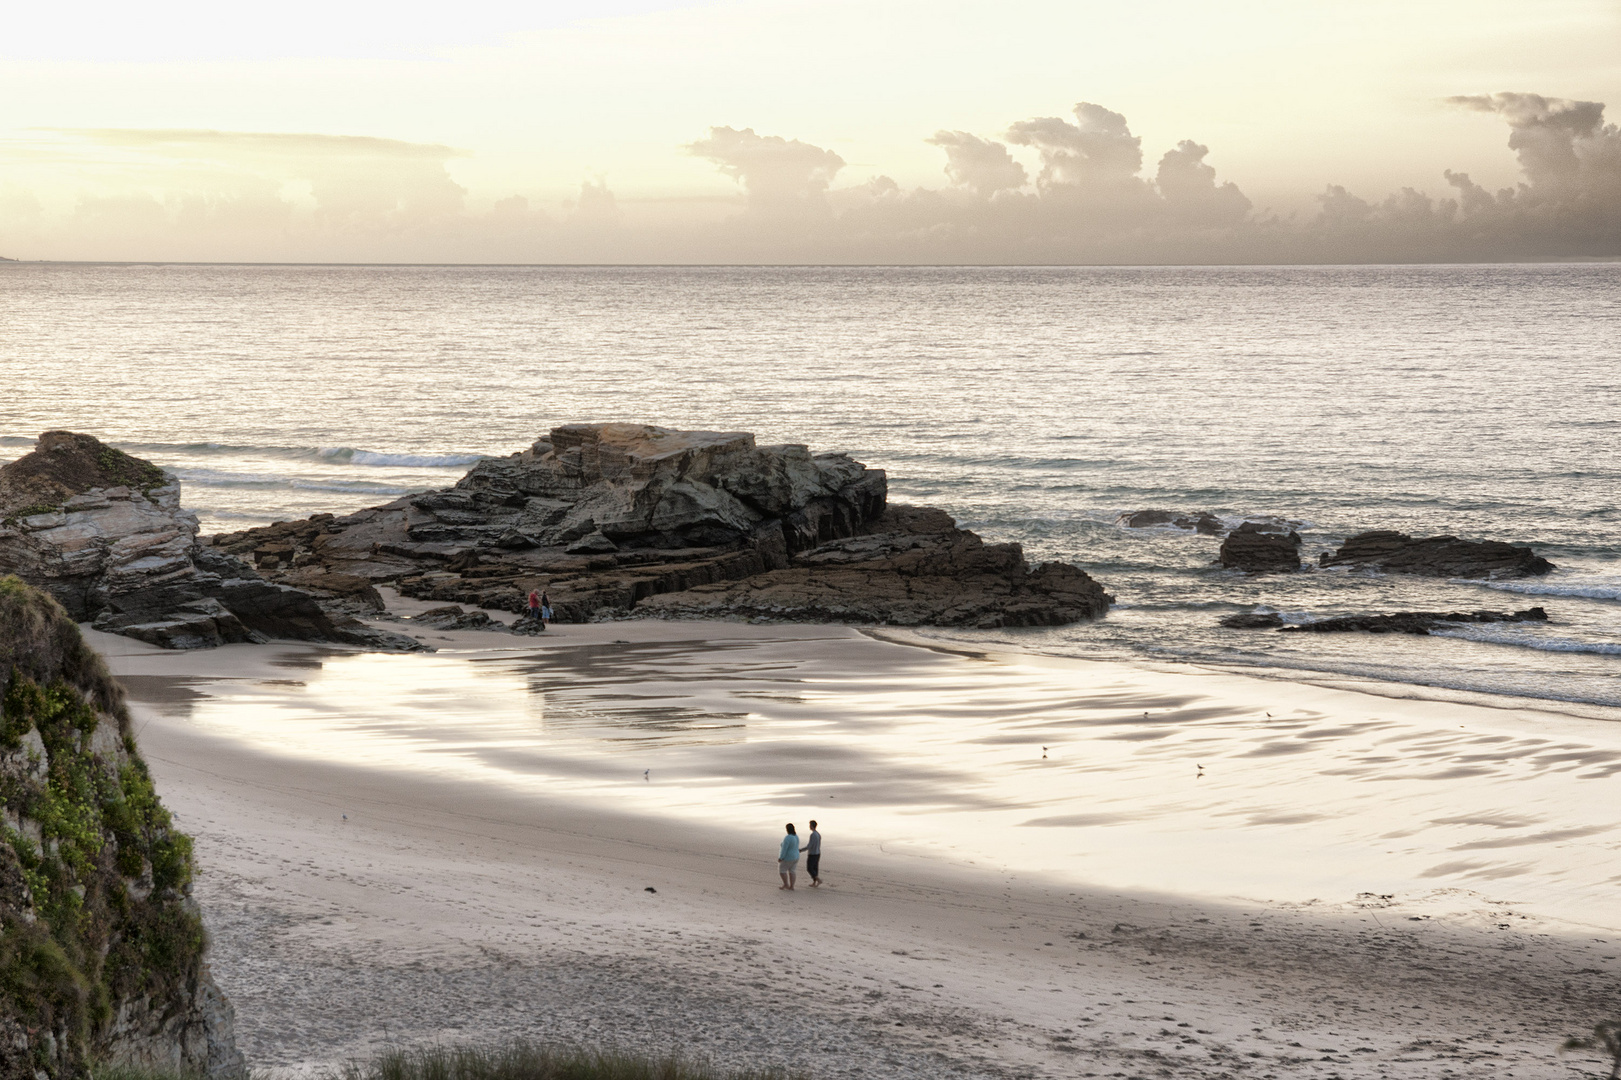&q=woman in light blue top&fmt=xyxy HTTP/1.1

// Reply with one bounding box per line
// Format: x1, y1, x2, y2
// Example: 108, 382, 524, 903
777, 823, 800, 890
